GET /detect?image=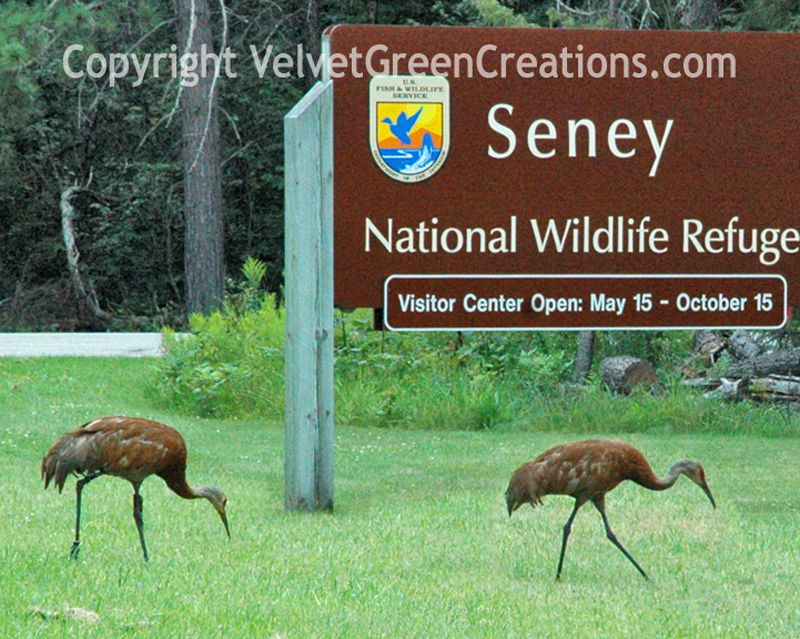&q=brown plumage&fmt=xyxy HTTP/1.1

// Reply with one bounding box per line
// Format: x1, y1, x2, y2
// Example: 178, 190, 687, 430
42, 416, 230, 561
505, 439, 716, 580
